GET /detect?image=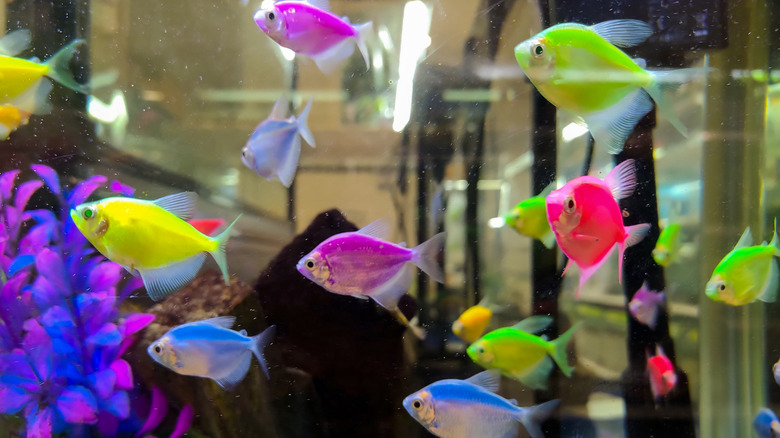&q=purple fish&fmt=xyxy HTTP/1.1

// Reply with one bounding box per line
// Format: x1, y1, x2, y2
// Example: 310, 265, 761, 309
628, 282, 666, 329
297, 220, 445, 336
254, 1, 372, 73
